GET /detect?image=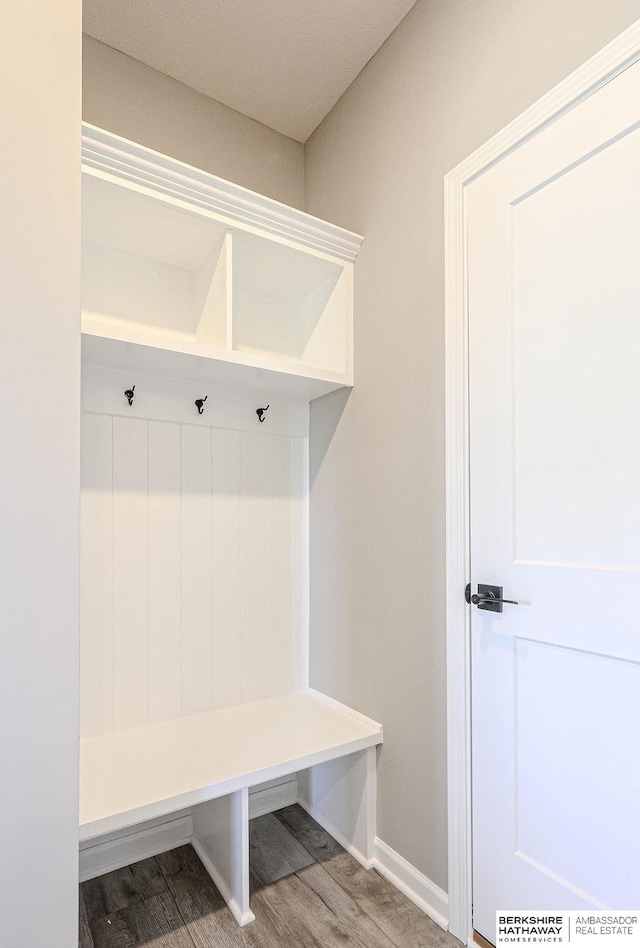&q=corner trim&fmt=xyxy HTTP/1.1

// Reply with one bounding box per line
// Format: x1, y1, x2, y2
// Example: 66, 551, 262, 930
444, 17, 640, 944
